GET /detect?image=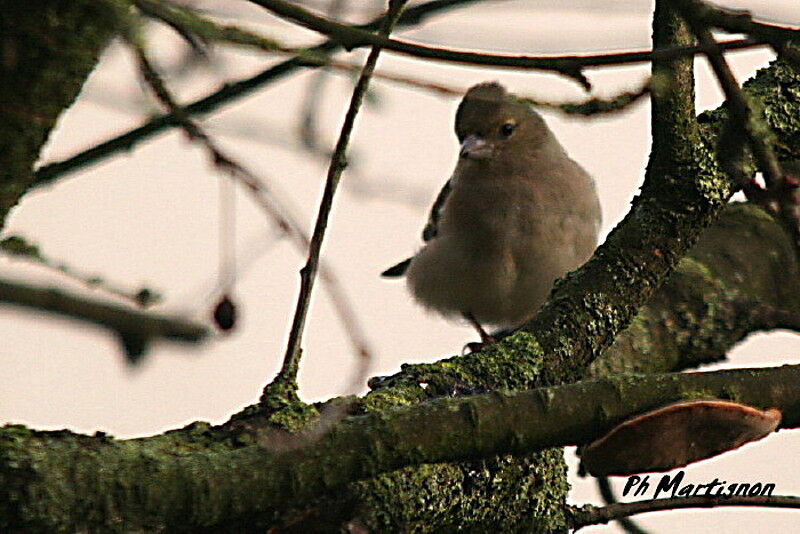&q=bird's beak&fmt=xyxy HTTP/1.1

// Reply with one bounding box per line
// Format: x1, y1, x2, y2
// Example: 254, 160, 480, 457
460, 134, 493, 160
